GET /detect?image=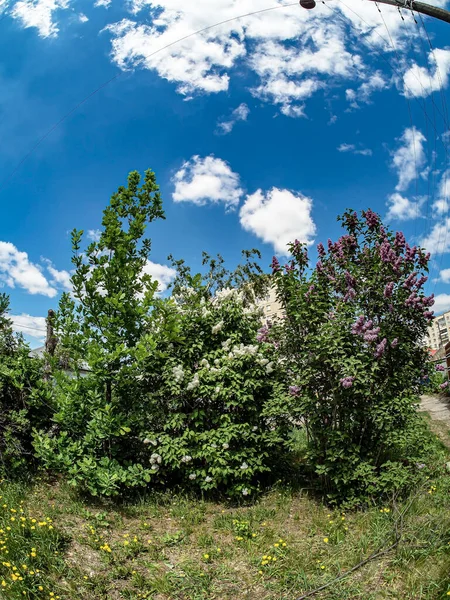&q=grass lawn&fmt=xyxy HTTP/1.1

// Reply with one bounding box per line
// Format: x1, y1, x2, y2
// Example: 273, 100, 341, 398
1, 421, 450, 600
